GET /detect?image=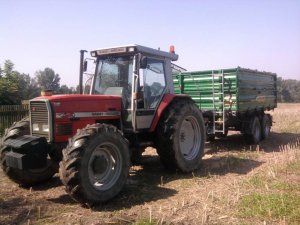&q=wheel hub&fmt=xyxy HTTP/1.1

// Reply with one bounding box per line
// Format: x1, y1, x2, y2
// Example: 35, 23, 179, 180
179, 116, 201, 160
92, 155, 109, 175
88, 143, 122, 191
